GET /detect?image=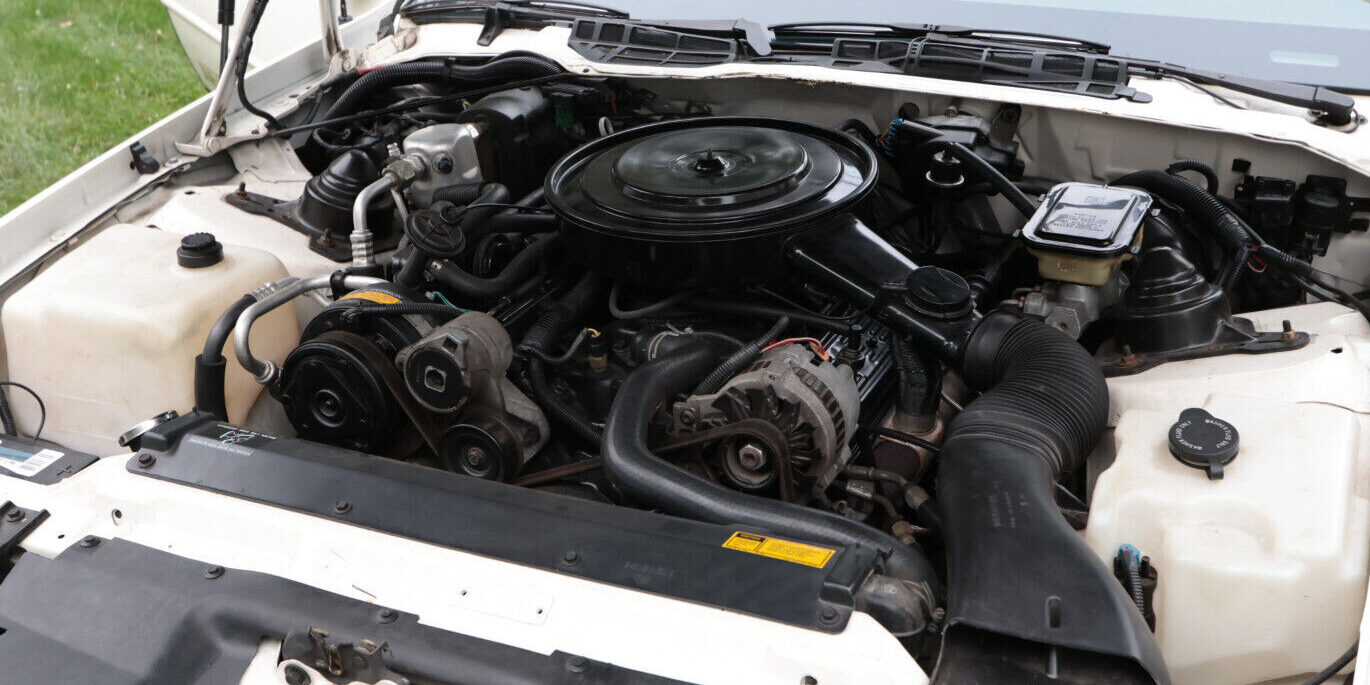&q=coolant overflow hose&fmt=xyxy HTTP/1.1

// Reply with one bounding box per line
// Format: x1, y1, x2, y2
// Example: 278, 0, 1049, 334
602, 339, 940, 634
